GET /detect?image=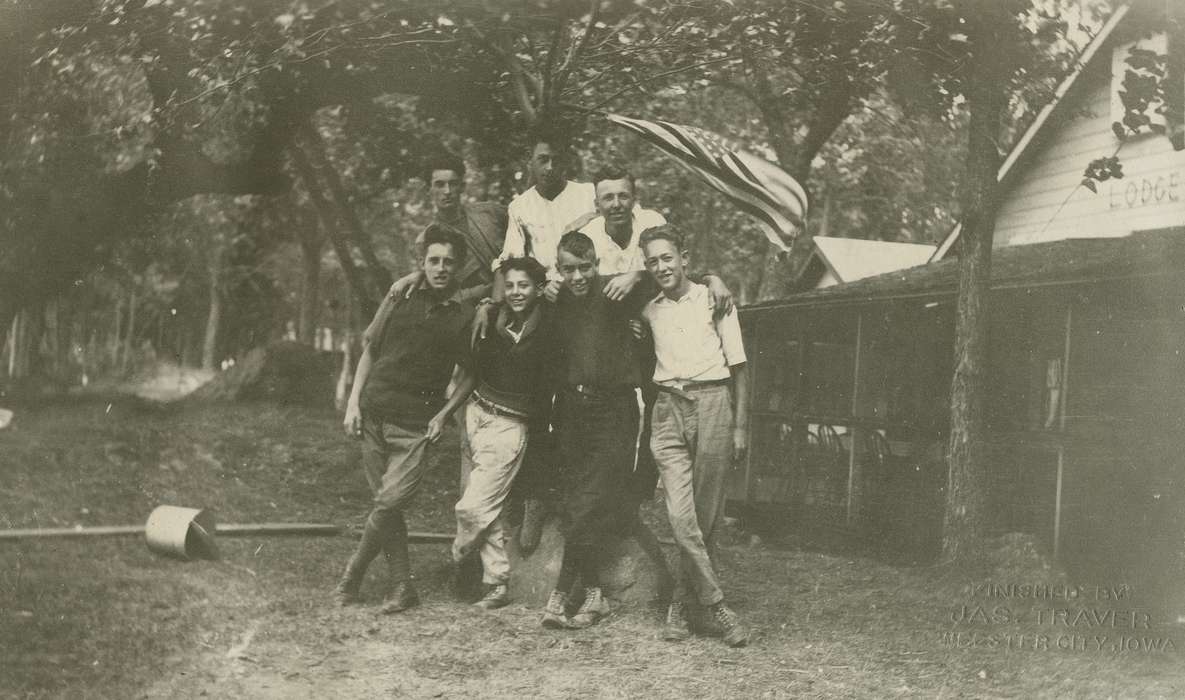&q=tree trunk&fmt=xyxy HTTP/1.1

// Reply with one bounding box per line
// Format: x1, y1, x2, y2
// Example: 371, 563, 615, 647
0, 298, 14, 378
297, 208, 325, 346
110, 295, 123, 372
942, 1, 1011, 563
290, 141, 377, 319
9, 304, 44, 382
122, 287, 137, 375
298, 120, 391, 298
202, 256, 222, 372
6, 310, 22, 379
